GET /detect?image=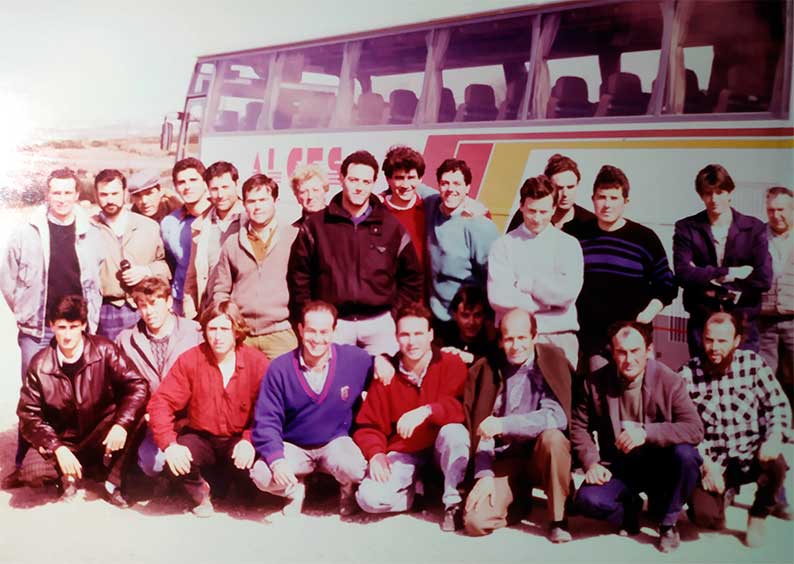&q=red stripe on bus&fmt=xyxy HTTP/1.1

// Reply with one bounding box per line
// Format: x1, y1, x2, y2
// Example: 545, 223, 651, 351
455, 143, 494, 199
425, 127, 794, 142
